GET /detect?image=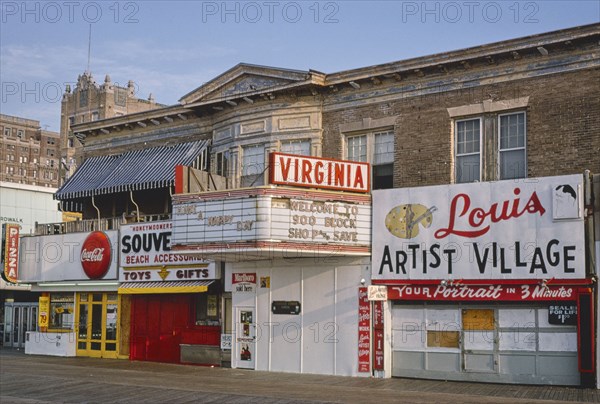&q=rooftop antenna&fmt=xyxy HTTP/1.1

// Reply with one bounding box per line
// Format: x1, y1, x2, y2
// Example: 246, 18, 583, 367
86, 23, 92, 73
